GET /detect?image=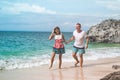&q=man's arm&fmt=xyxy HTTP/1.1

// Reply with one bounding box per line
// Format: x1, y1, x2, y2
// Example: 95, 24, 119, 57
66, 36, 75, 44
85, 36, 89, 49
